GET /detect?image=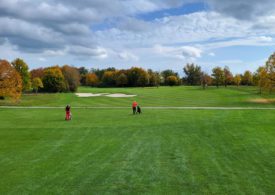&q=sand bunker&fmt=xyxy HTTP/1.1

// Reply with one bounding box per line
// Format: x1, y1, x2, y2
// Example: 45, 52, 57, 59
248, 98, 275, 104
75, 93, 106, 97
75, 93, 136, 98
105, 94, 136, 98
